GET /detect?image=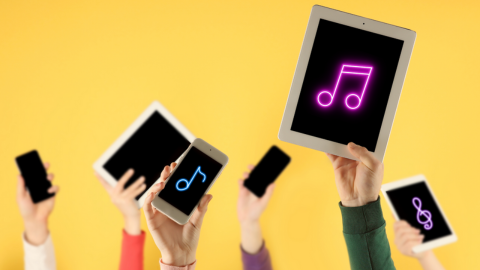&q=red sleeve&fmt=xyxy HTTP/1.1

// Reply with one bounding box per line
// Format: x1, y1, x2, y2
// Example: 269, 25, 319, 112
119, 229, 145, 270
